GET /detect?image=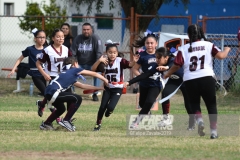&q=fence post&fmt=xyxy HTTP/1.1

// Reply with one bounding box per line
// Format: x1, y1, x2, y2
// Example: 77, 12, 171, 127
41, 16, 45, 30
220, 35, 224, 86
